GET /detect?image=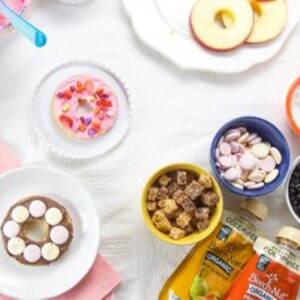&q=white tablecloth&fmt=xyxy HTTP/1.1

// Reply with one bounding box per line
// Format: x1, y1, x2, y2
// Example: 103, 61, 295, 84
0, 0, 300, 299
